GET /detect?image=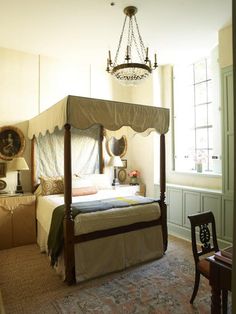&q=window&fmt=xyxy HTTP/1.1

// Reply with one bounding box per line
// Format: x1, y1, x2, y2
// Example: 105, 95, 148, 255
173, 56, 221, 175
